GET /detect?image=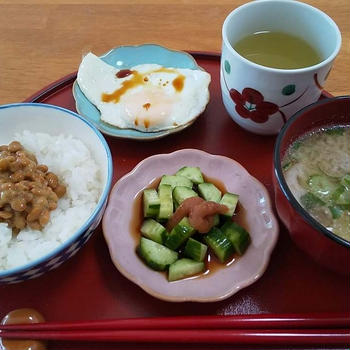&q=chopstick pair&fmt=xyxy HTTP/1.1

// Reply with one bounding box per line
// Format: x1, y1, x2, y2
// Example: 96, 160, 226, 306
1, 313, 349, 345
1, 328, 349, 345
